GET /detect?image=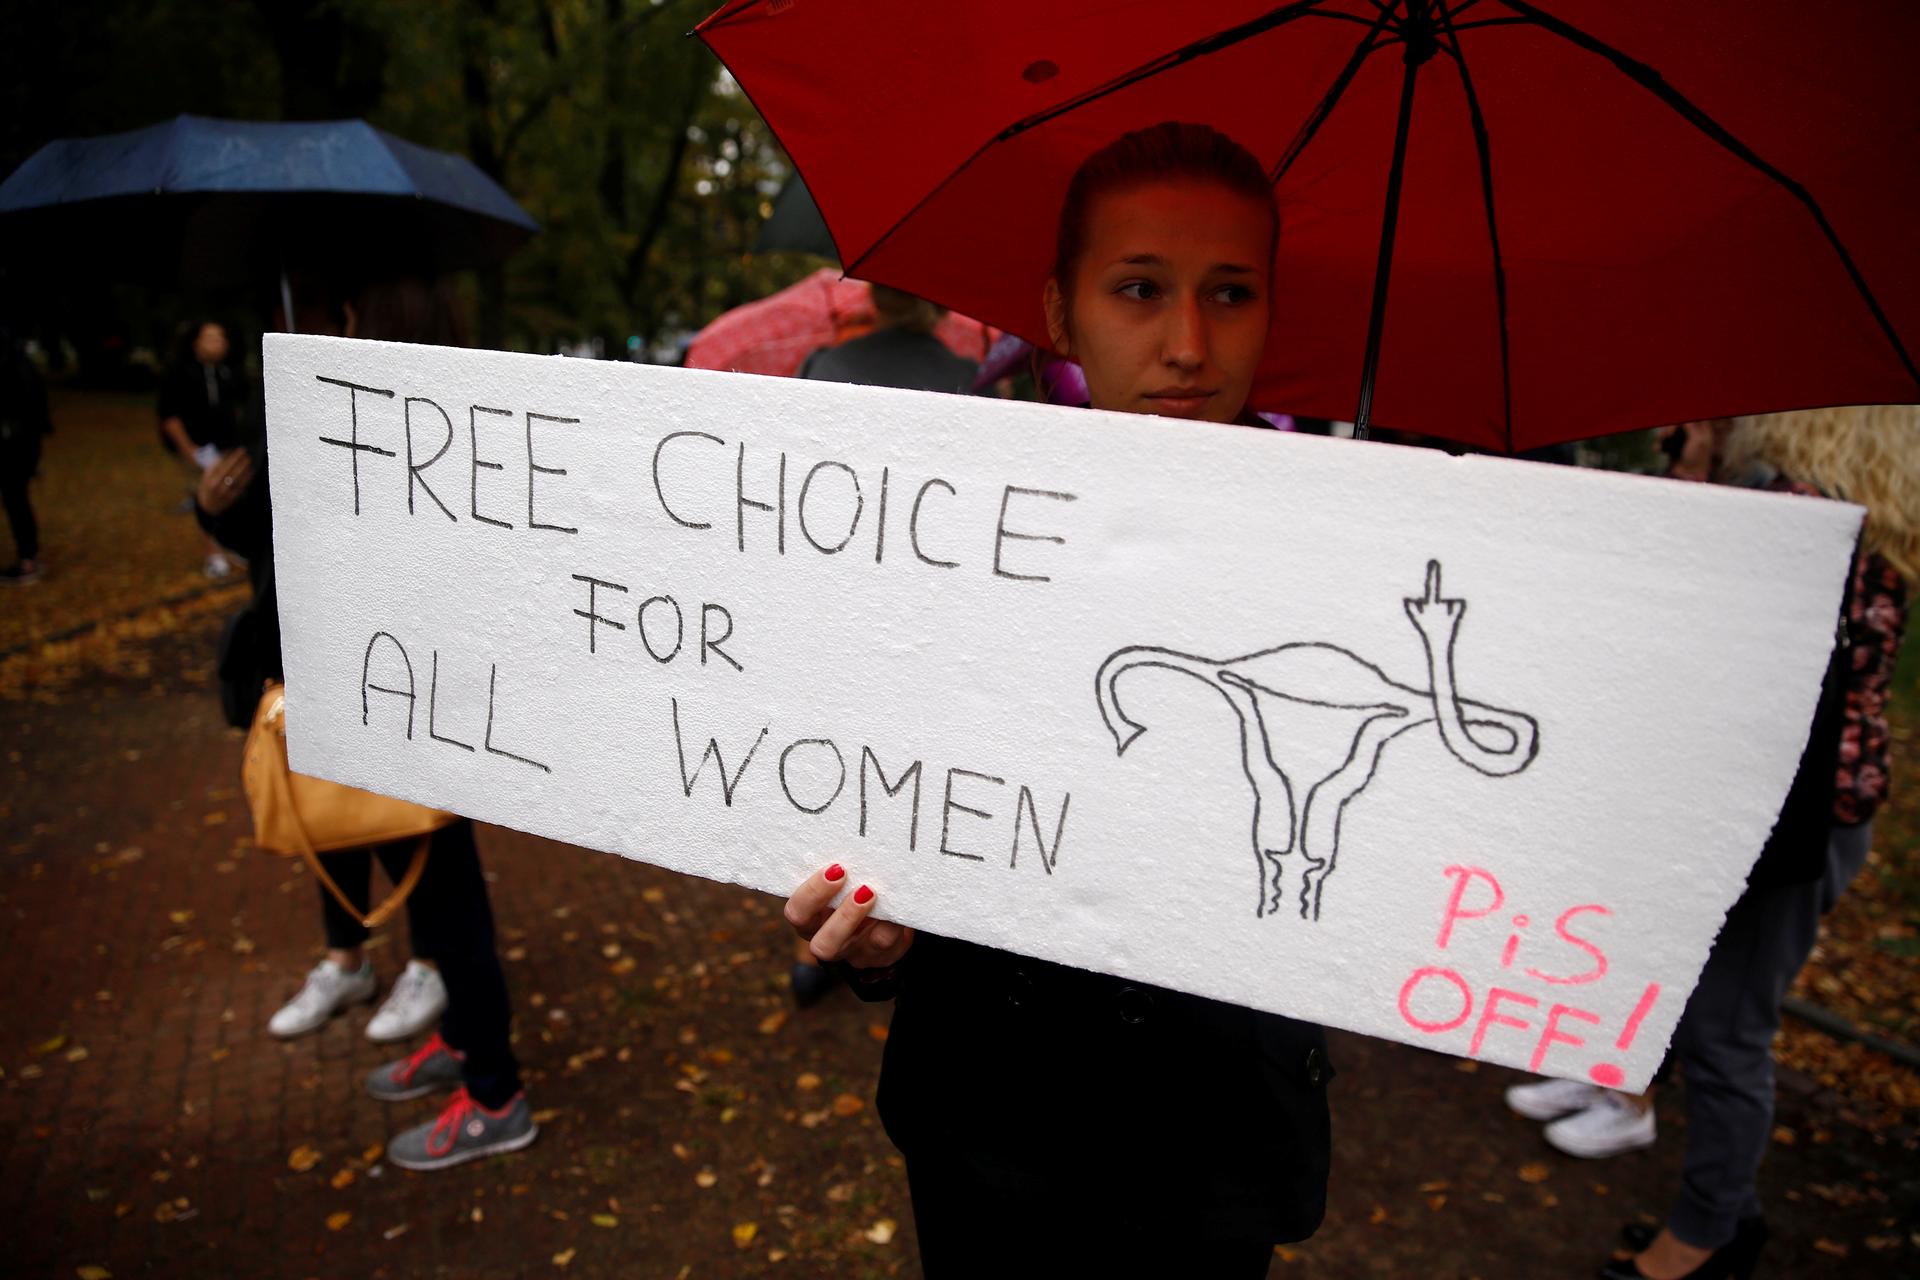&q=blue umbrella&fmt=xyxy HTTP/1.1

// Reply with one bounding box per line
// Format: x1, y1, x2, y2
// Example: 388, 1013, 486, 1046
0, 114, 536, 302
